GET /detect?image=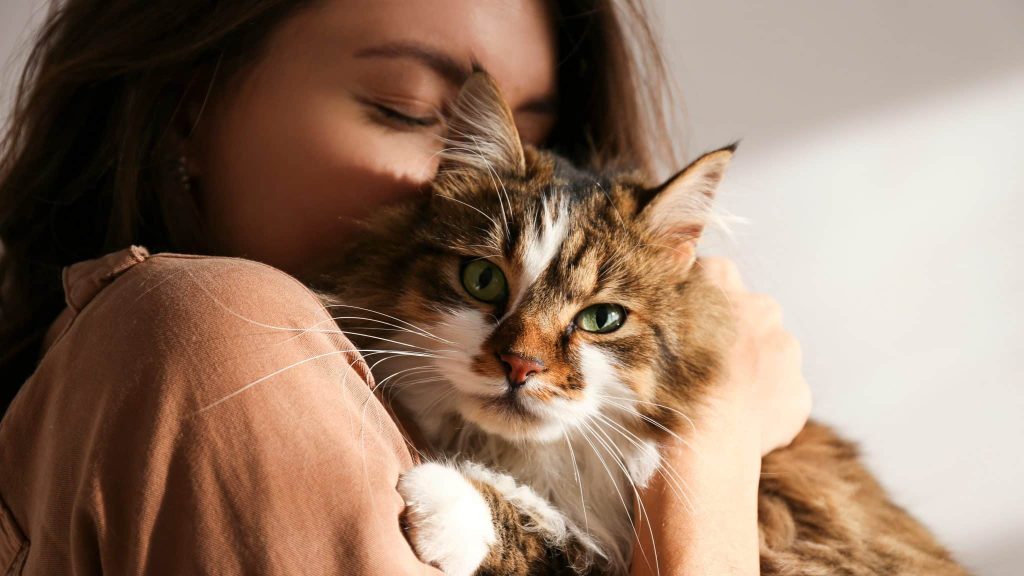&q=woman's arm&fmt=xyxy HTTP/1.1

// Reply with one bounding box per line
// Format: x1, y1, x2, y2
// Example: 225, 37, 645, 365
0, 253, 442, 575
631, 258, 812, 576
